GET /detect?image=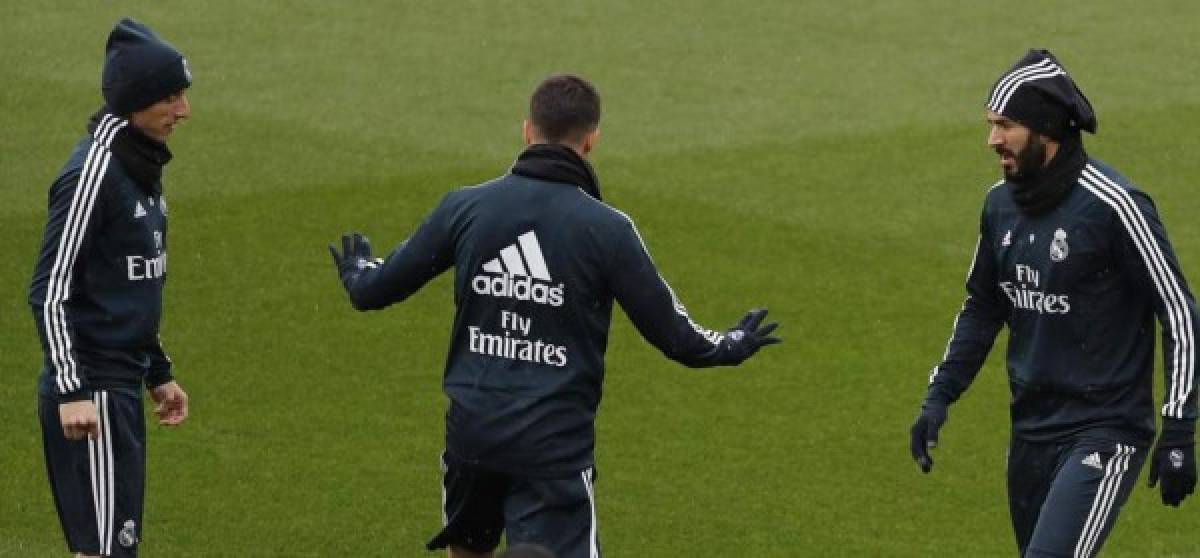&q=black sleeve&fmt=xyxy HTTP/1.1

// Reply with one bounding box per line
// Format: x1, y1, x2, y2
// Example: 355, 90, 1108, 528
144, 335, 174, 389
33, 168, 103, 403
1114, 191, 1198, 423
925, 212, 1008, 406
340, 196, 456, 311
606, 215, 735, 368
